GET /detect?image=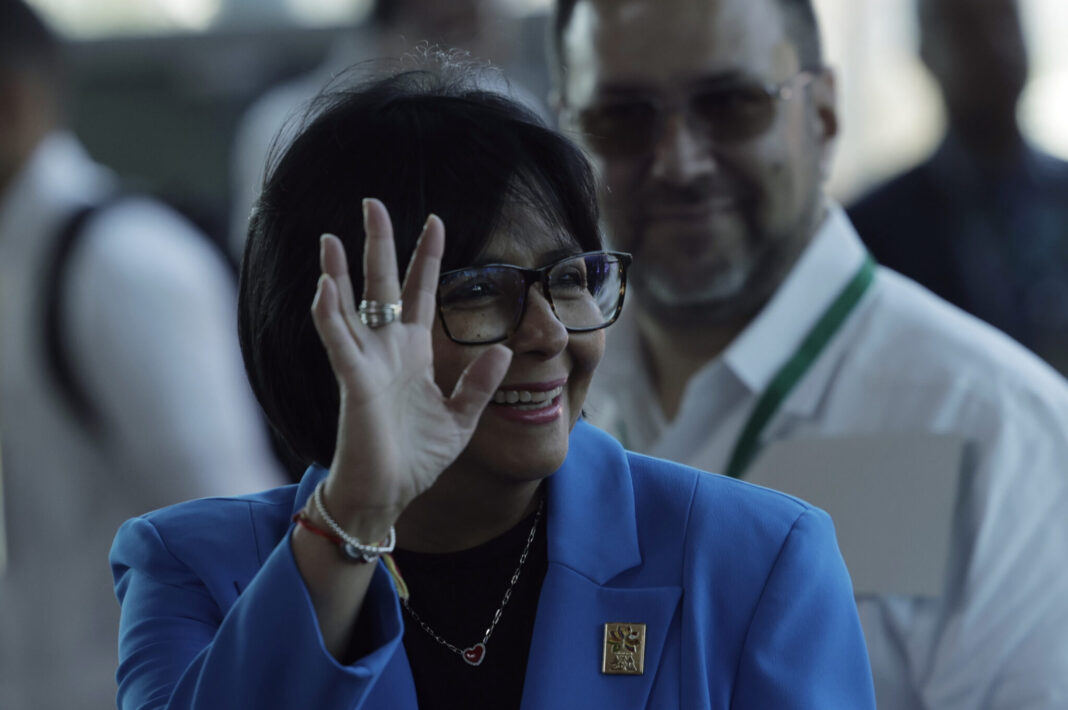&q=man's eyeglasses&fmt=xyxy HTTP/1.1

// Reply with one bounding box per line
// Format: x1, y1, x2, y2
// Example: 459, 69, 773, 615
575, 70, 818, 158
437, 251, 631, 345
